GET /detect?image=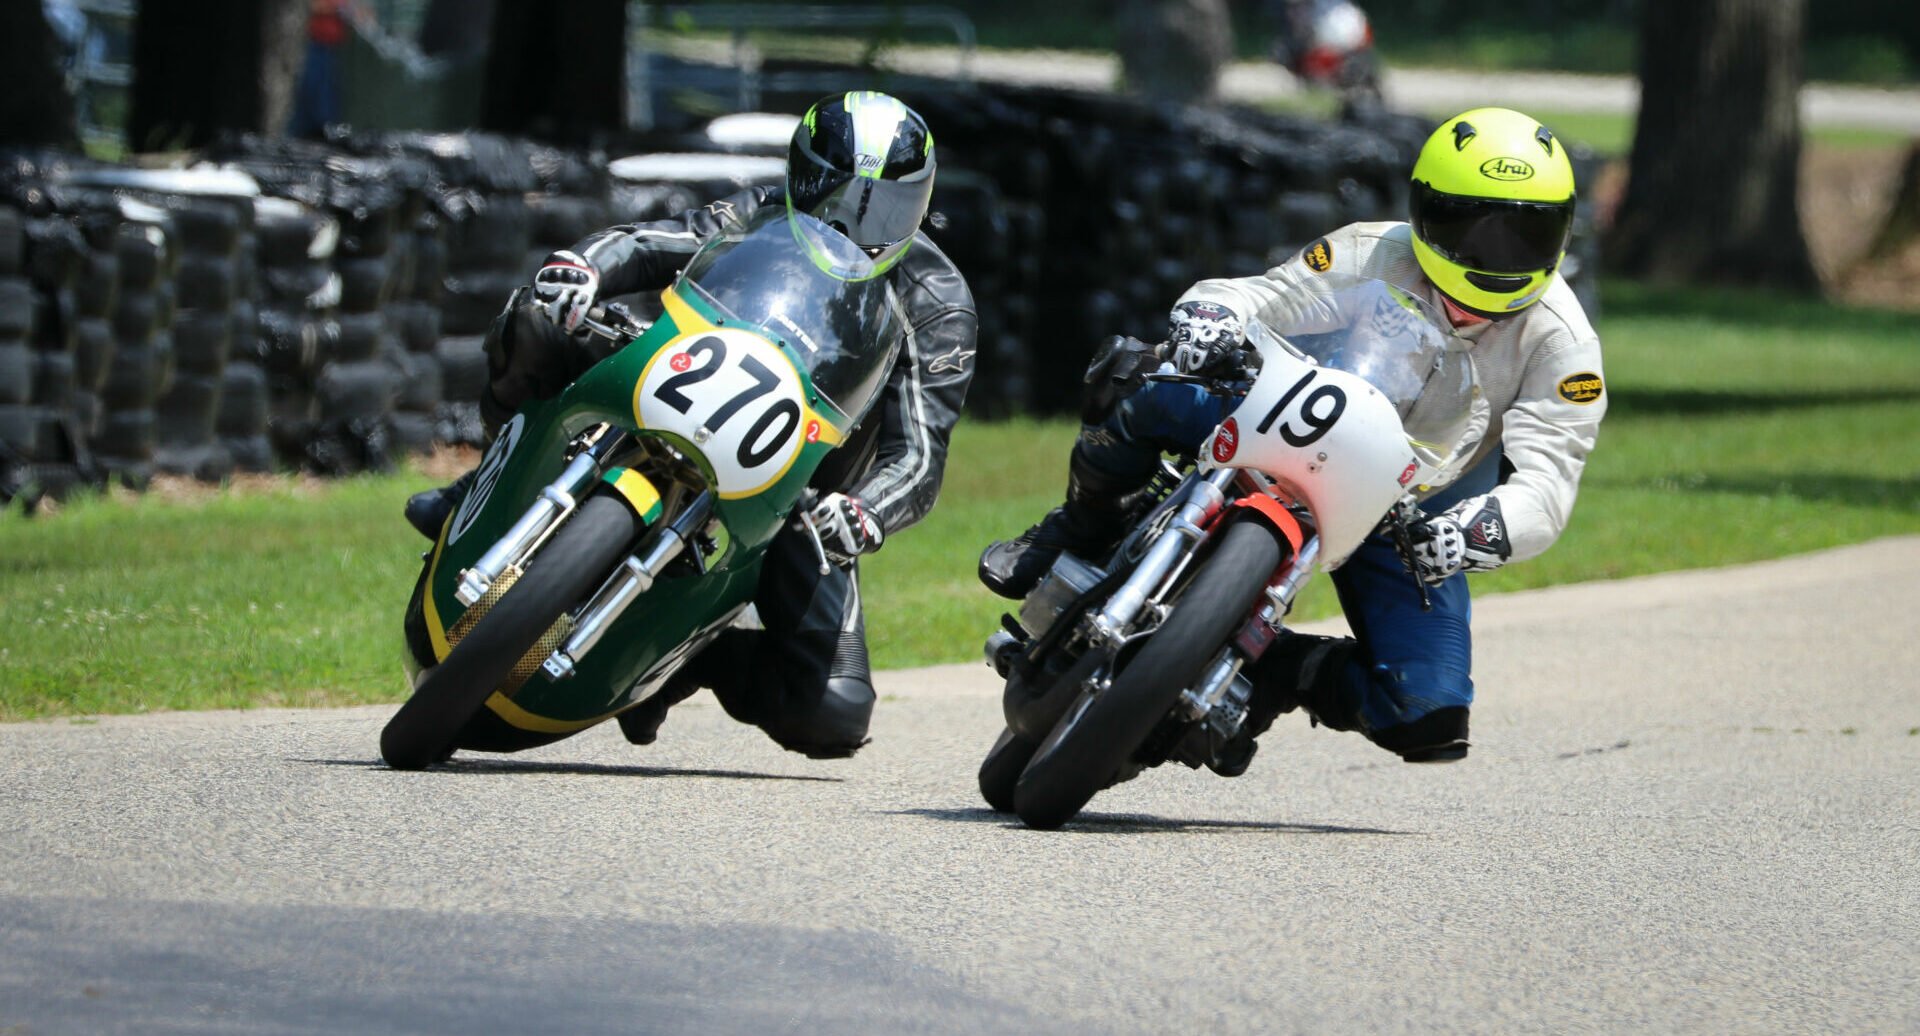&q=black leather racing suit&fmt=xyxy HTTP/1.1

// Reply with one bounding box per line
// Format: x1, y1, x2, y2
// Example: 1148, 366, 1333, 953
487, 187, 976, 756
